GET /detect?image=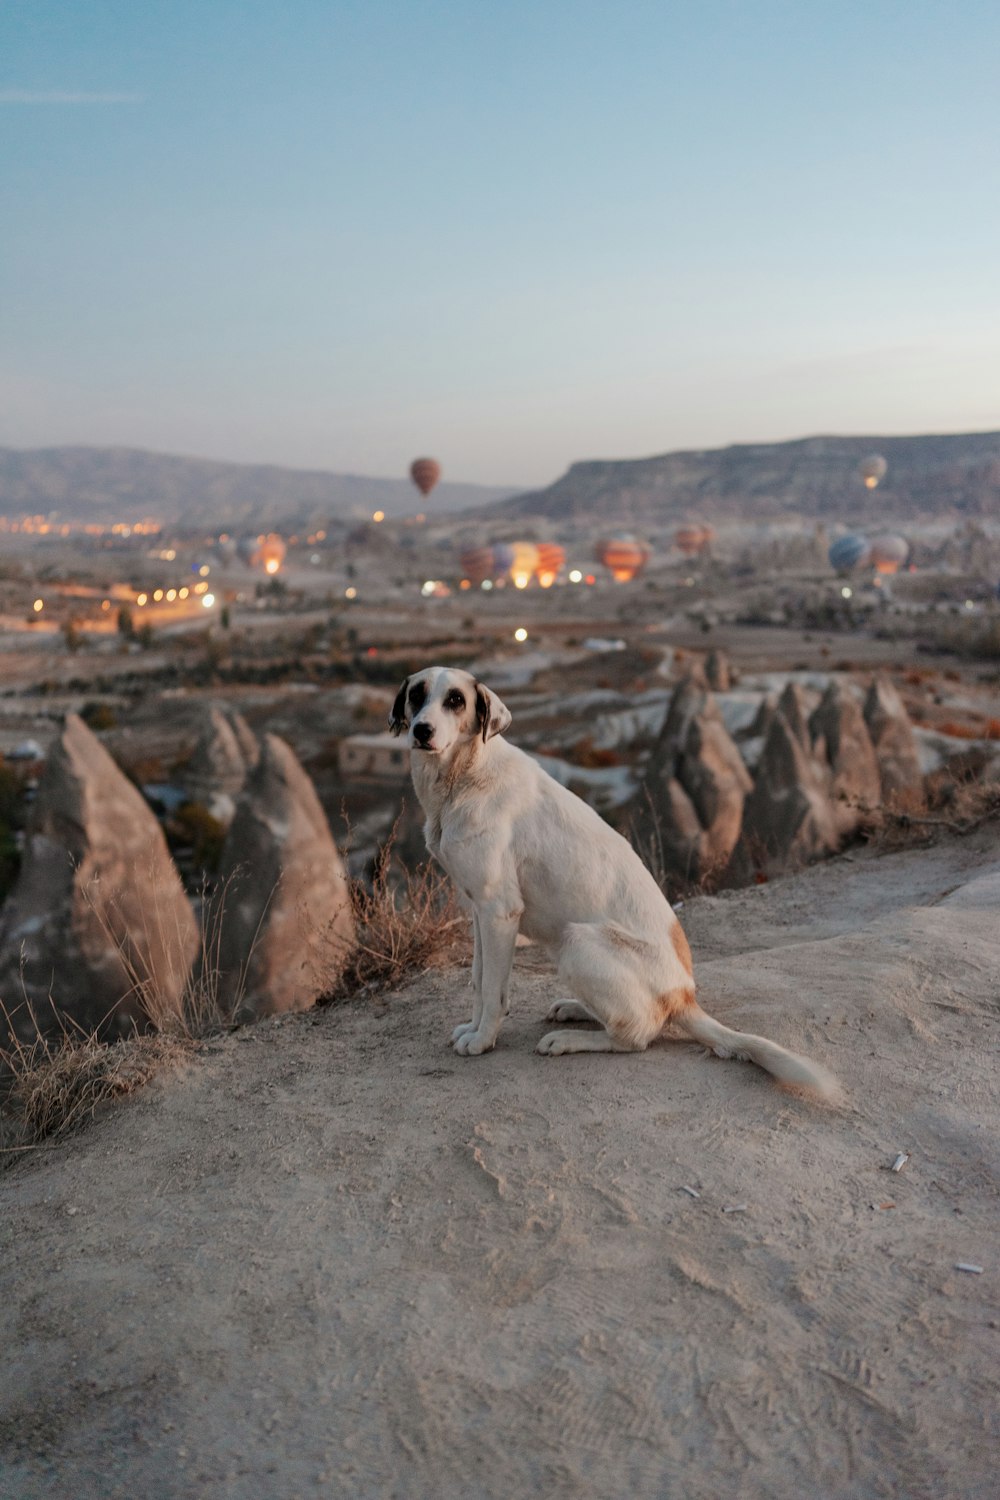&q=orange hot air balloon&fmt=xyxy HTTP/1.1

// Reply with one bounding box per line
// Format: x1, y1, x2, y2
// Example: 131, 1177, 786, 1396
245, 533, 287, 574
459, 545, 495, 584
674, 523, 714, 557
534, 541, 566, 586
595, 536, 651, 582
410, 457, 441, 497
